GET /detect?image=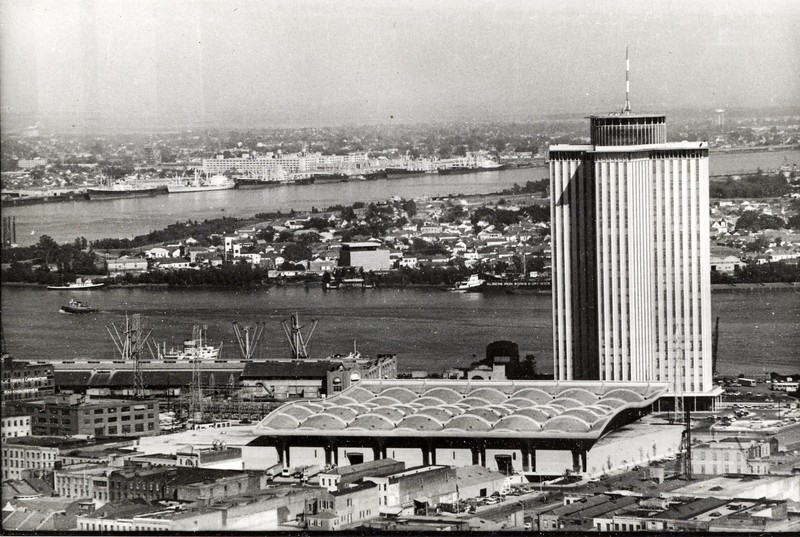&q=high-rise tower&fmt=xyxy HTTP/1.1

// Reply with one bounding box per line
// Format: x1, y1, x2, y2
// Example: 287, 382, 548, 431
549, 53, 716, 400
